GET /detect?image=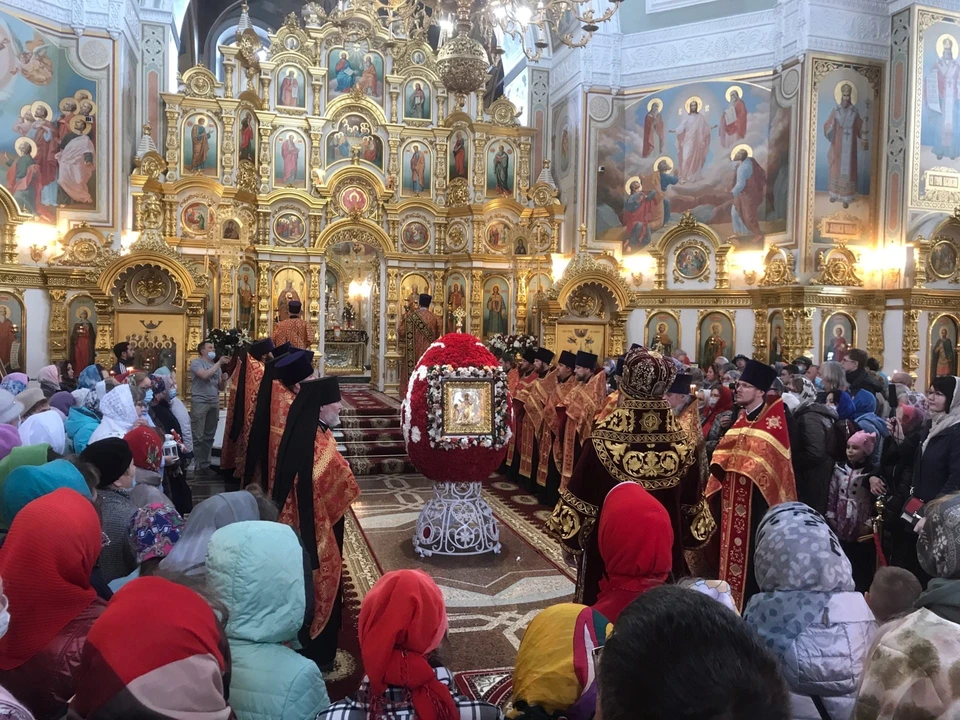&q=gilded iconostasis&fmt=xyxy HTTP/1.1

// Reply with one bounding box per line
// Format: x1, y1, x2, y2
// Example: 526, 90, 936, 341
0, 1, 957, 394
